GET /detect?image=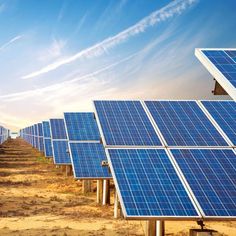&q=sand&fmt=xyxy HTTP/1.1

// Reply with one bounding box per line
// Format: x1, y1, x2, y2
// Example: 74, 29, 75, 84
0, 138, 235, 236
